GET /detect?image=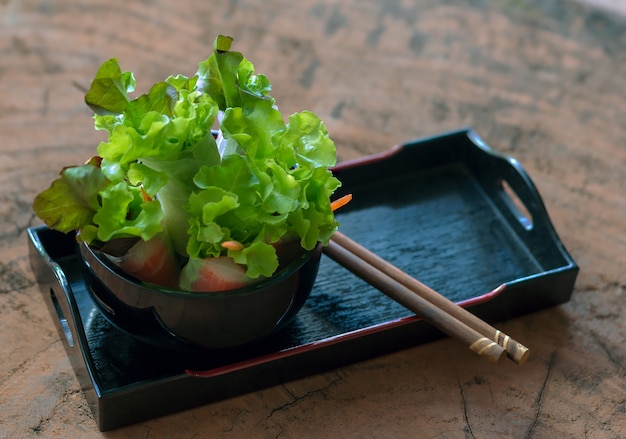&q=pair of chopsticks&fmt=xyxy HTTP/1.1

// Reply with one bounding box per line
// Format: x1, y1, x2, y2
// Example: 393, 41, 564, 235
323, 231, 529, 365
